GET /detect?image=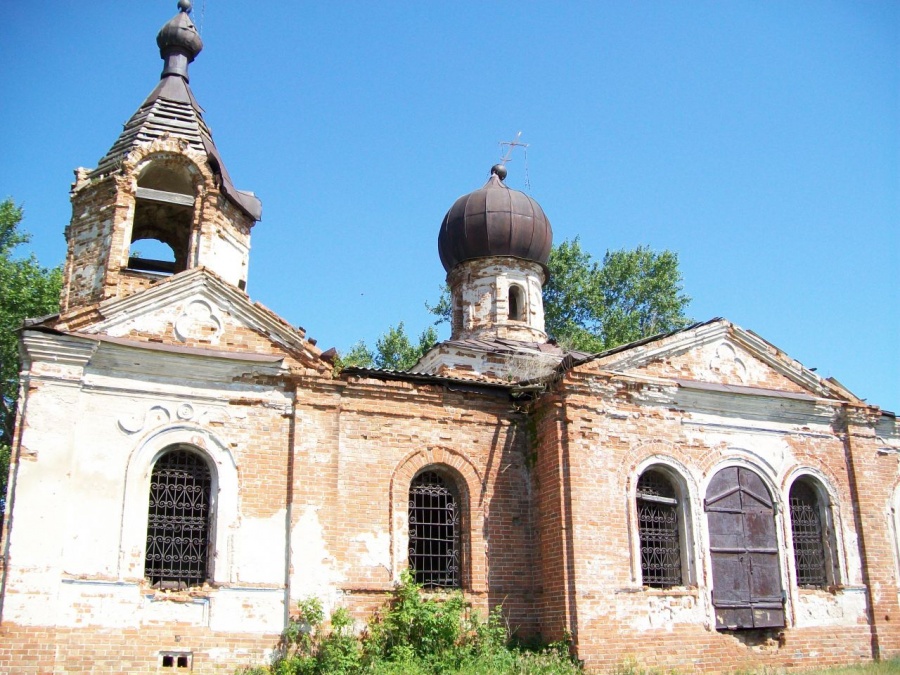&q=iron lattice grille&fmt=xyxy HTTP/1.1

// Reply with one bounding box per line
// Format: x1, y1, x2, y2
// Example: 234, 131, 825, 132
408, 471, 460, 588
790, 481, 827, 587
145, 449, 211, 588
637, 471, 682, 587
